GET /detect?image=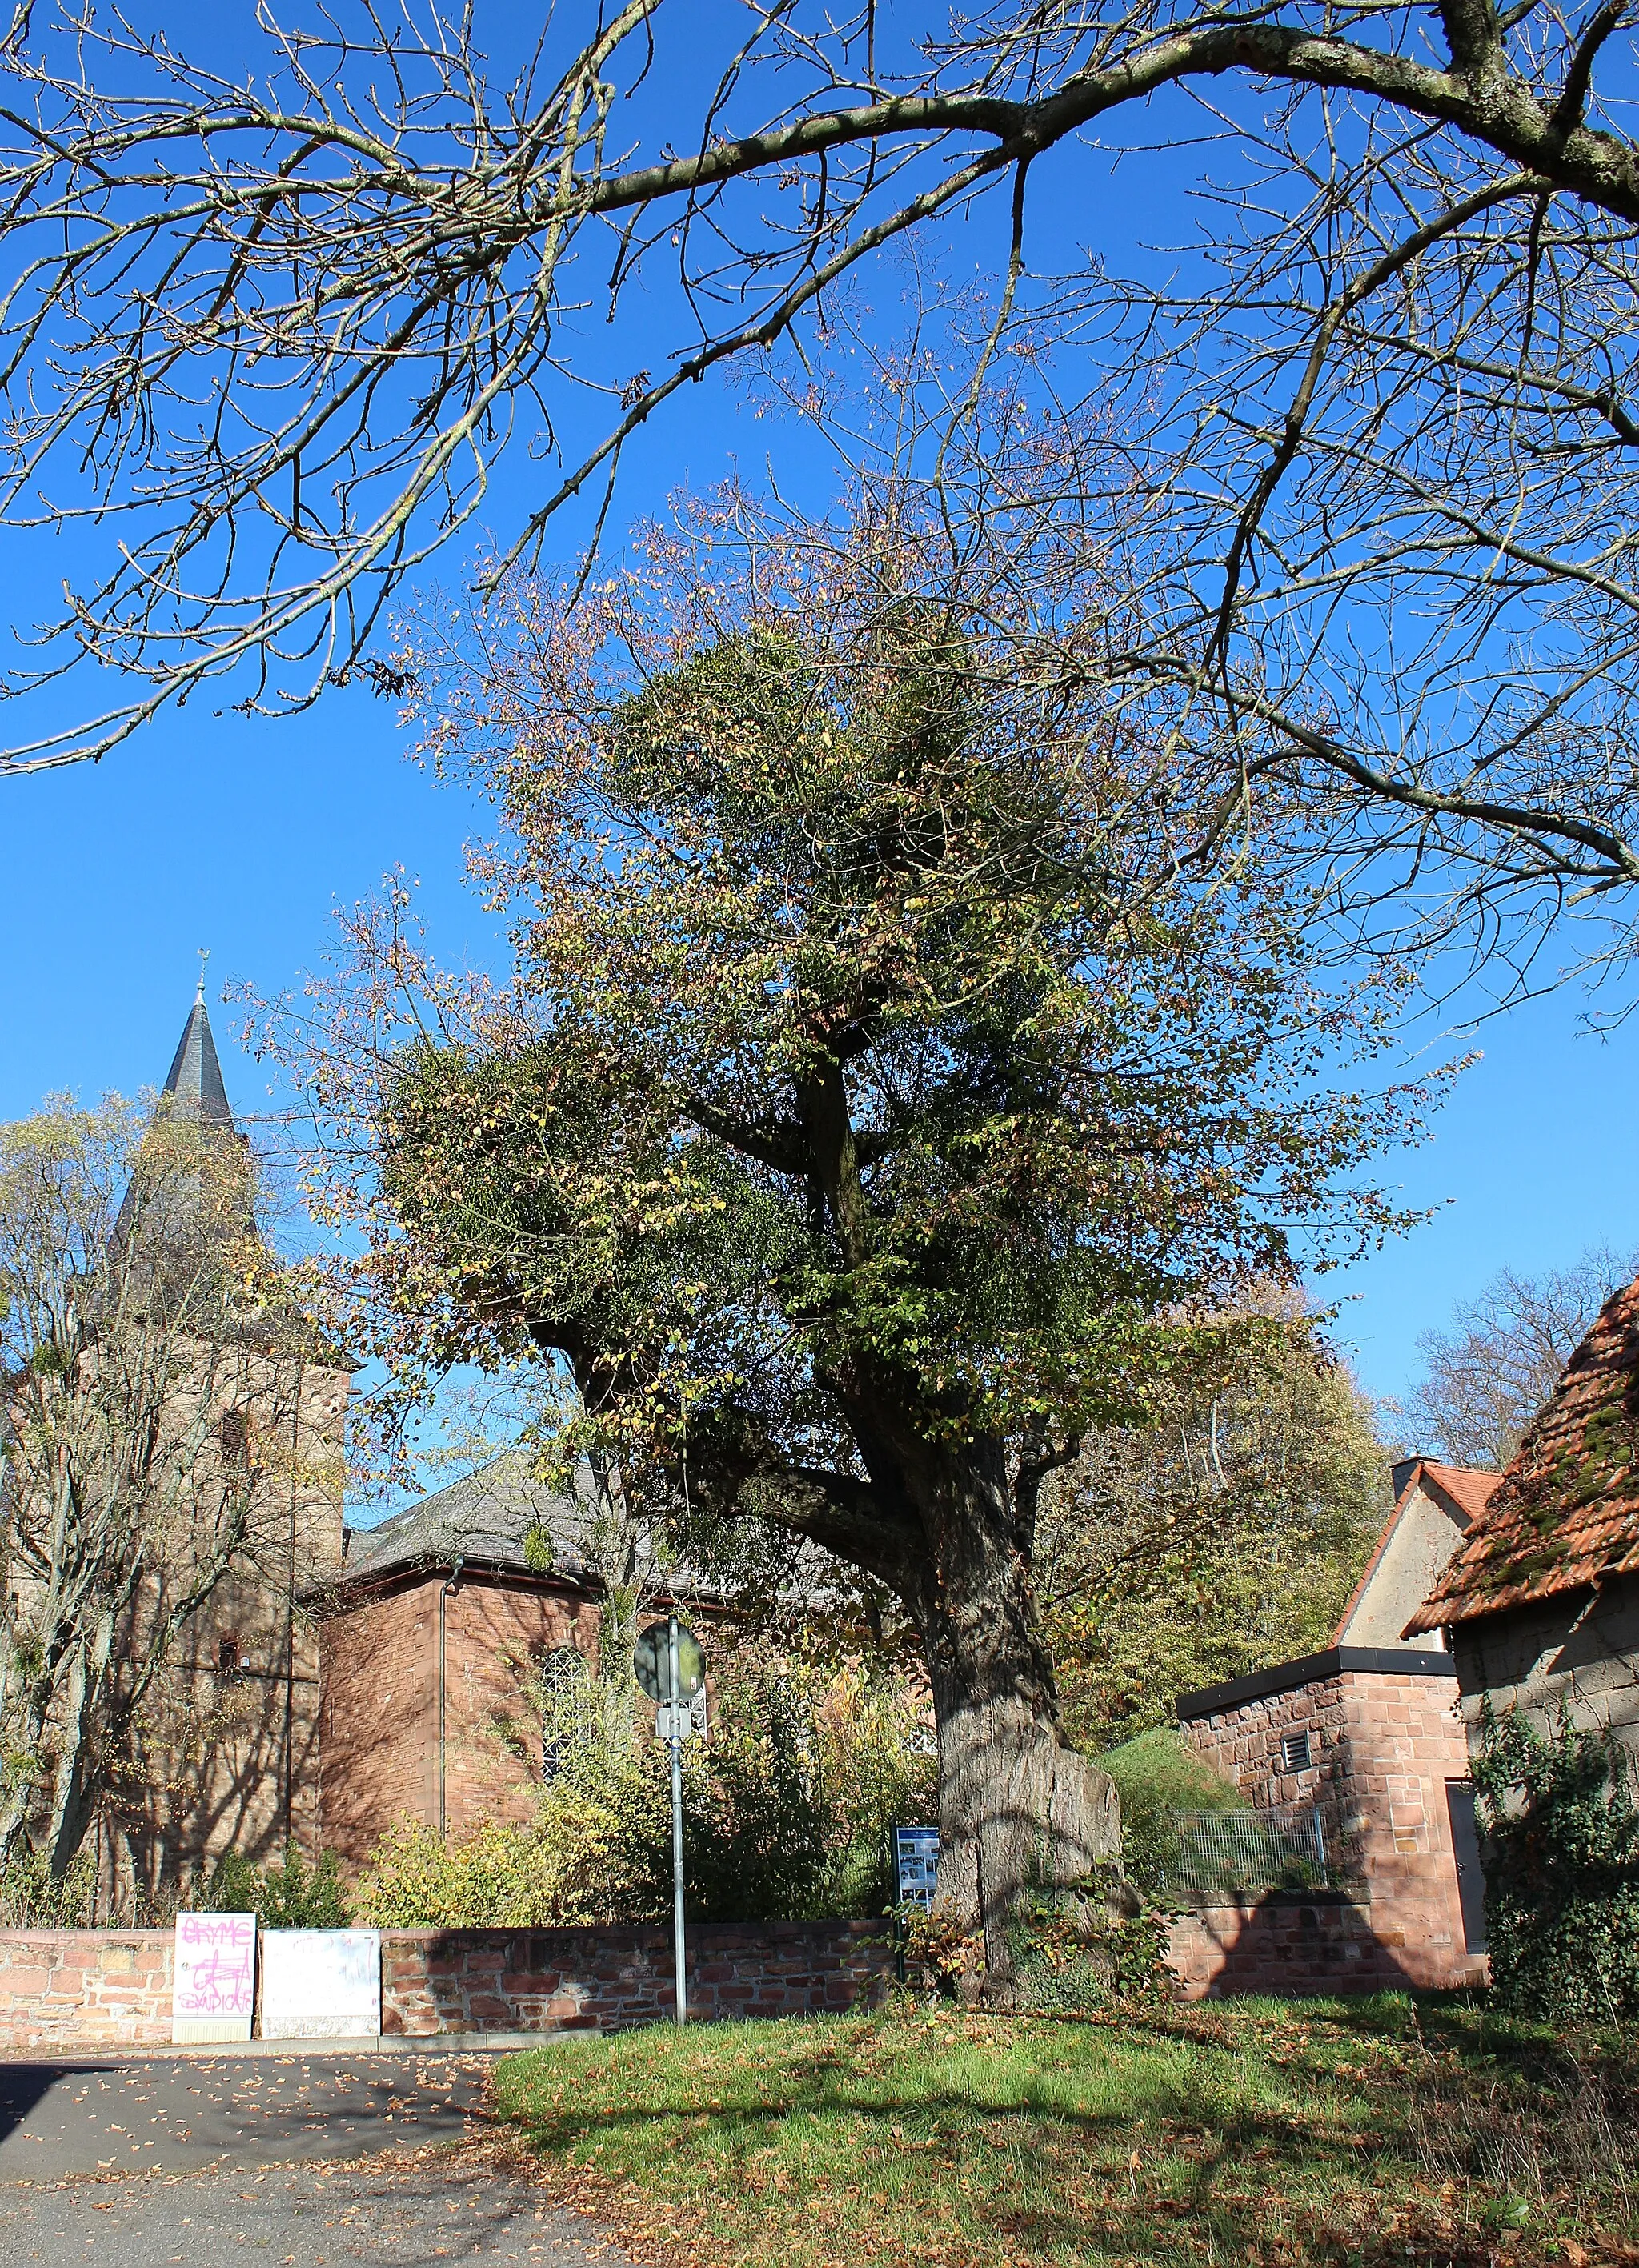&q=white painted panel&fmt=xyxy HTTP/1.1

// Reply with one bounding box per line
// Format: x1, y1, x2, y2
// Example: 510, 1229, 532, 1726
260, 1929, 382, 2040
